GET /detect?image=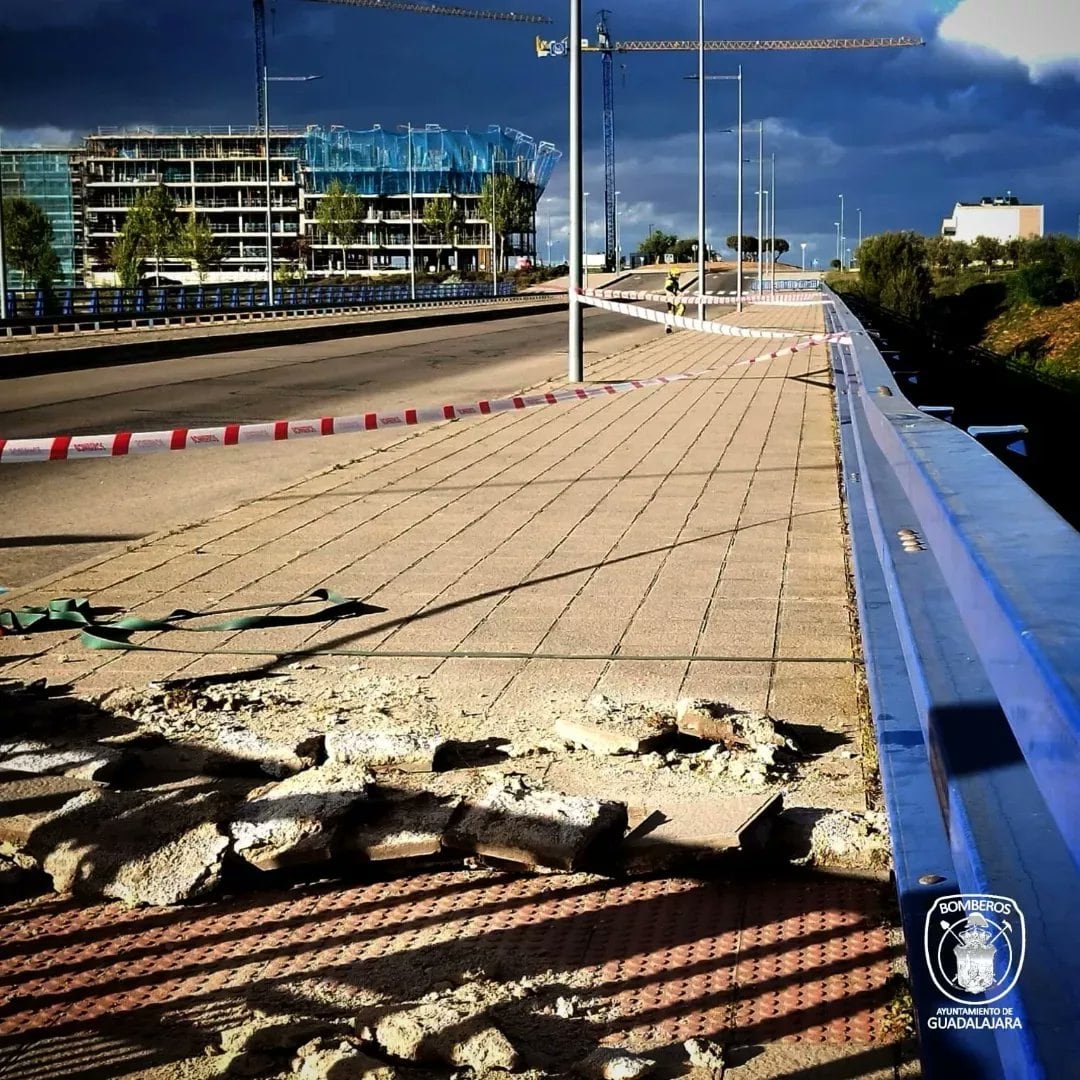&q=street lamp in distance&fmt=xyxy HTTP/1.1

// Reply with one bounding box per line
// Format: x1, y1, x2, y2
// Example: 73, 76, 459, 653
264, 73, 321, 302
